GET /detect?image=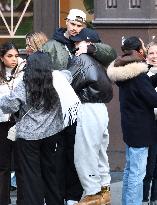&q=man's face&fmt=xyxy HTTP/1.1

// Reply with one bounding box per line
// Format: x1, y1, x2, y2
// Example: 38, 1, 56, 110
66, 20, 85, 36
